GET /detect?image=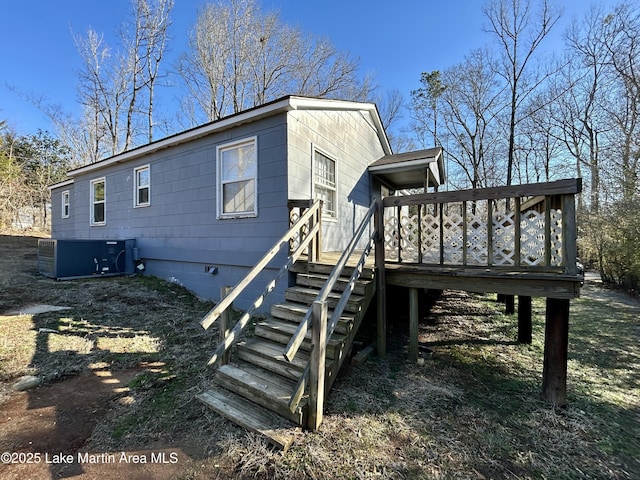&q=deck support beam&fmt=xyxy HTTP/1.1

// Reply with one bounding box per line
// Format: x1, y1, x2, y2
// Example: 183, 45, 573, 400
219, 286, 233, 366
517, 296, 532, 344
308, 300, 327, 430
542, 297, 570, 407
375, 199, 387, 358
505, 295, 515, 315
409, 288, 419, 362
